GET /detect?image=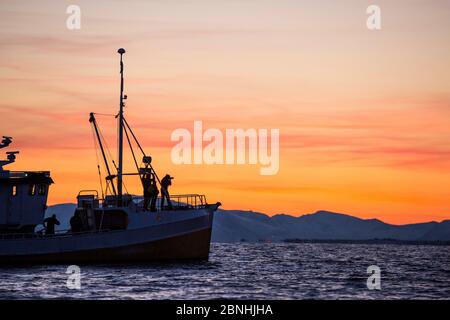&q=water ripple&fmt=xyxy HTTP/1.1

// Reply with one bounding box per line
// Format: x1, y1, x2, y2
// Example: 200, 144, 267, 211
0, 243, 449, 299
